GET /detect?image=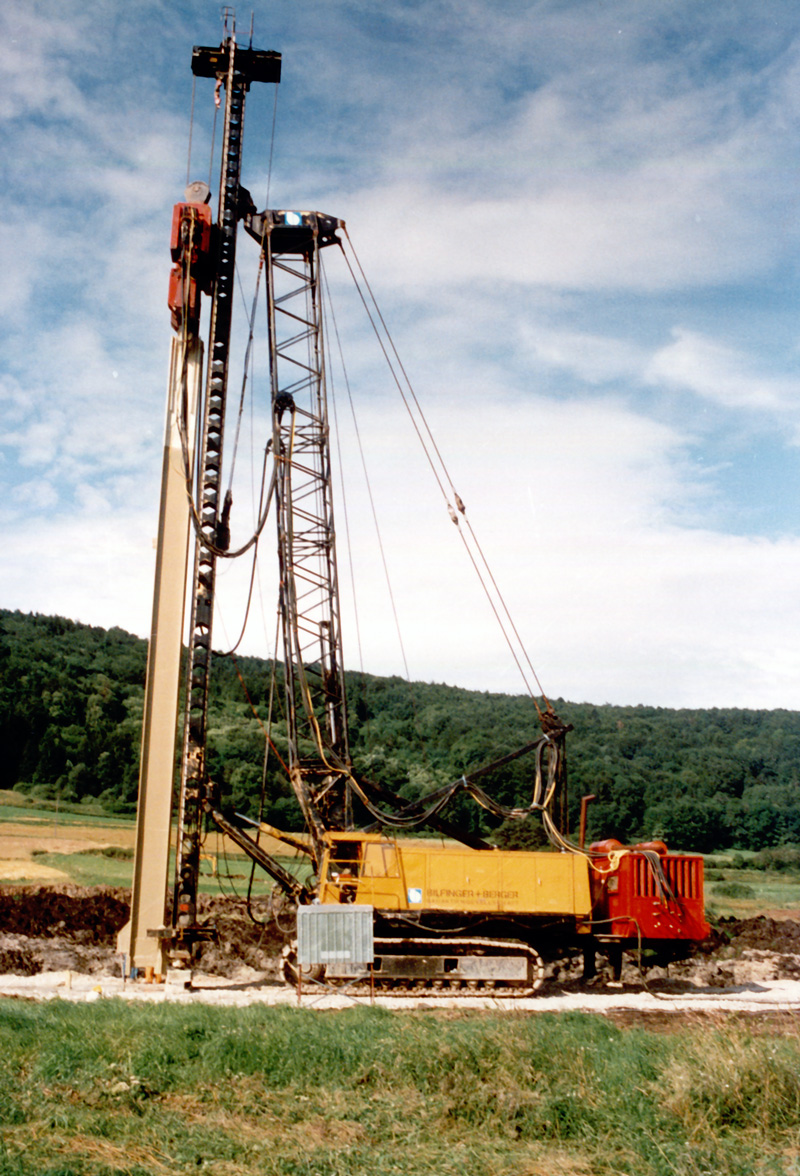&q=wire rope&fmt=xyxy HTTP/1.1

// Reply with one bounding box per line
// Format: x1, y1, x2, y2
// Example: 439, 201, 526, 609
321, 261, 435, 773
257, 610, 284, 827
229, 649, 291, 775
174, 364, 277, 559
327, 255, 415, 687
207, 93, 219, 192
343, 229, 463, 505
346, 735, 561, 830
245, 607, 294, 920
320, 268, 388, 765
339, 230, 550, 716
322, 283, 365, 679
228, 253, 265, 494
215, 542, 260, 656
